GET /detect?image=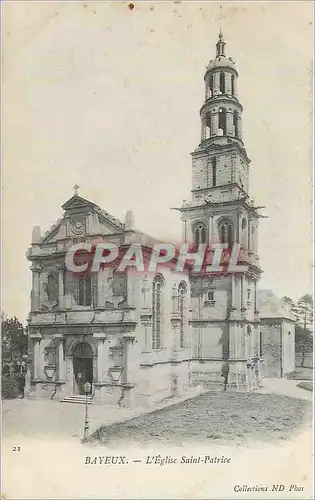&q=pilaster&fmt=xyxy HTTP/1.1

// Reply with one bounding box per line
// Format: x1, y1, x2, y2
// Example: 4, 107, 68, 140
57, 265, 64, 308
53, 333, 66, 400
30, 264, 41, 311
93, 332, 107, 383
